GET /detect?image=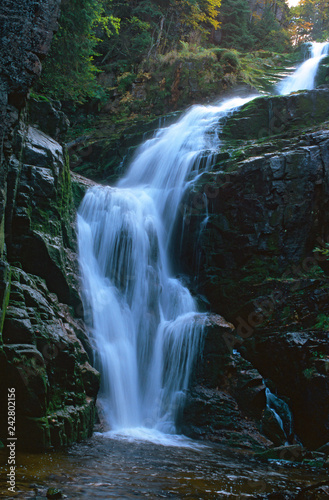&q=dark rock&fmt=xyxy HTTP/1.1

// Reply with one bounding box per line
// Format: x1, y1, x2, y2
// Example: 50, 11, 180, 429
0, 0, 100, 451
178, 384, 271, 450
179, 315, 271, 449
80, 362, 101, 398
239, 330, 329, 449
222, 89, 329, 141
261, 408, 287, 447
0, 0, 60, 106
194, 313, 235, 386
2, 344, 48, 418
29, 99, 69, 141
46, 488, 62, 499
318, 442, 329, 455
296, 480, 329, 499
180, 130, 329, 322
177, 99, 329, 451
255, 444, 304, 461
